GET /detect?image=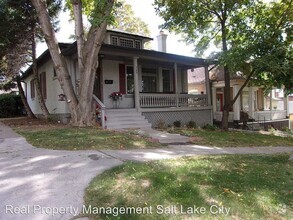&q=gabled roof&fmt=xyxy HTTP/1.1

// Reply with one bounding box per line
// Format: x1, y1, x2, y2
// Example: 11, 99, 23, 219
21, 43, 72, 80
